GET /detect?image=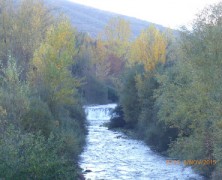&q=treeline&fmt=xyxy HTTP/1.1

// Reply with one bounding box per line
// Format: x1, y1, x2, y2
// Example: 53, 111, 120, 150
109, 2, 222, 179
0, 0, 86, 178
1, 0, 222, 179
73, 17, 131, 104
